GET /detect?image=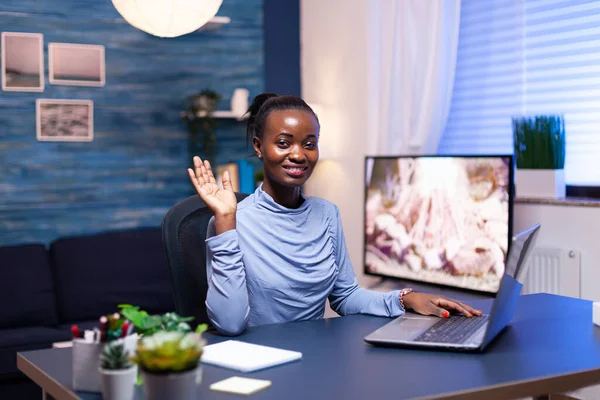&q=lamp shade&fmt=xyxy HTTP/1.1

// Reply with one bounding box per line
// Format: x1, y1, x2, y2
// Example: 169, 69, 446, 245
112, 0, 223, 38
